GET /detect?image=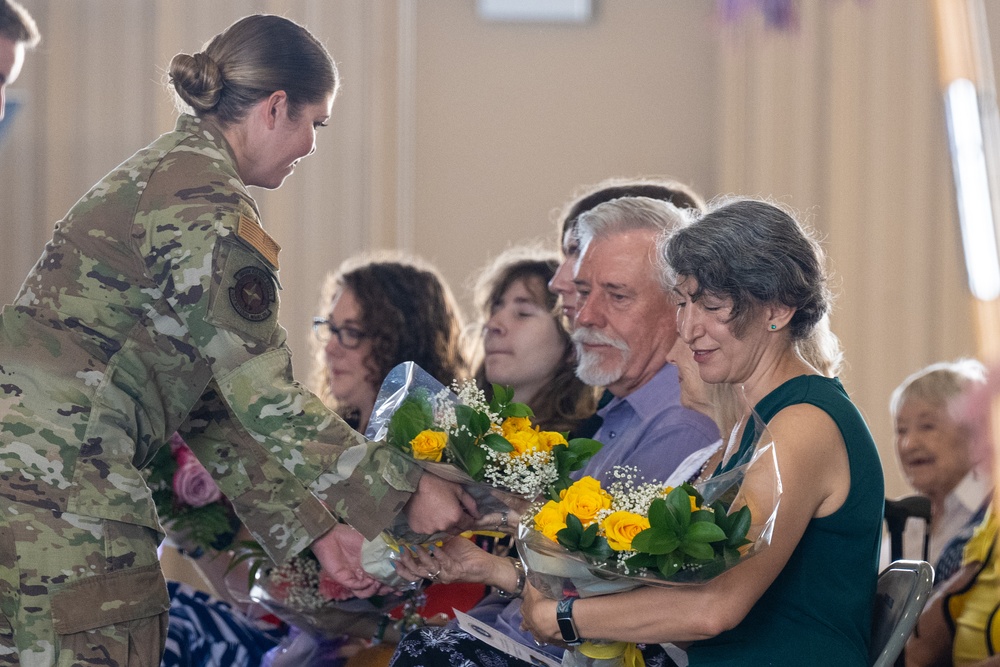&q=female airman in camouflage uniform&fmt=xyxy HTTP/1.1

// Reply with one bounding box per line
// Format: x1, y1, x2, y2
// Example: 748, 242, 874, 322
0, 14, 474, 666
